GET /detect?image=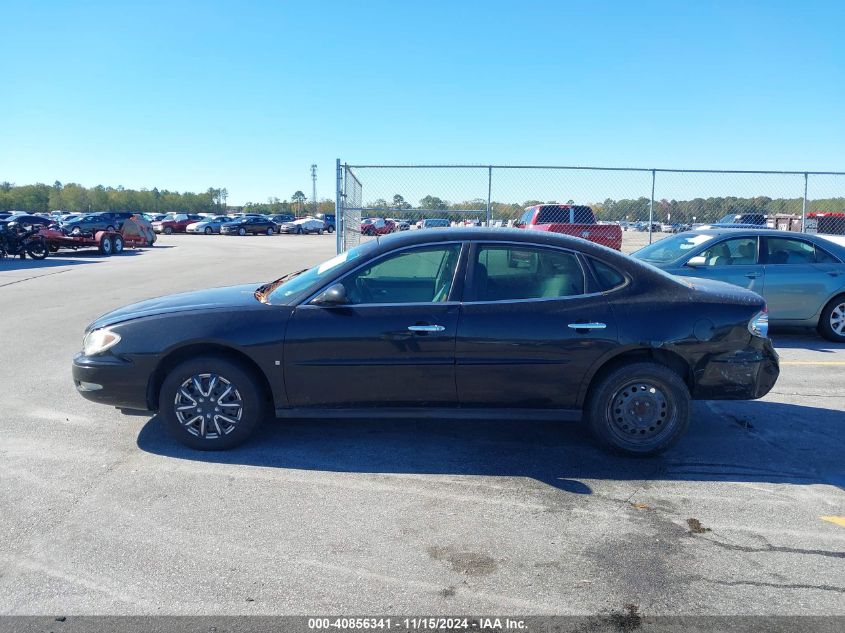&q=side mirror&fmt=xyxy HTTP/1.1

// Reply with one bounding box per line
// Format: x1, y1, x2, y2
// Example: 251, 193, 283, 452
311, 283, 348, 306
686, 255, 707, 268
